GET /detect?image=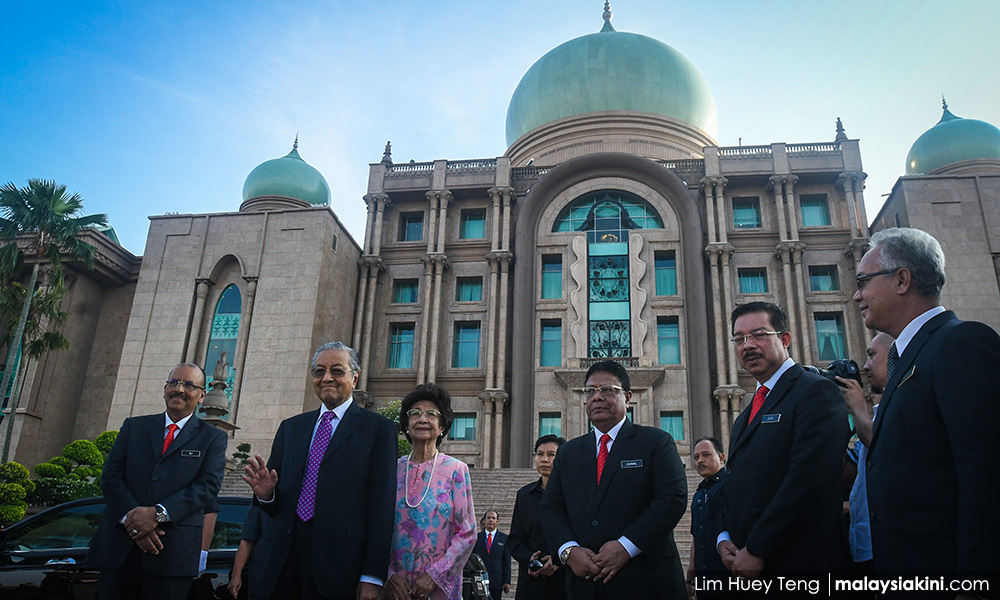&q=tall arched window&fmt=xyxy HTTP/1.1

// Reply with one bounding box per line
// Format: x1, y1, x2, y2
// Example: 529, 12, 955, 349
204, 284, 241, 411
553, 191, 664, 358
